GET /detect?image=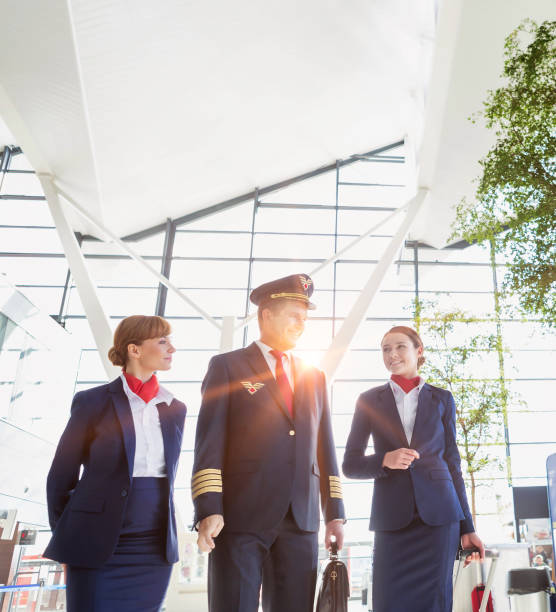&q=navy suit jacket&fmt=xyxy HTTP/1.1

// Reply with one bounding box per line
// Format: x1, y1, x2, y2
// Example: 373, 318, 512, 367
44, 377, 186, 568
192, 342, 345, 532
342, 382, 474, 534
